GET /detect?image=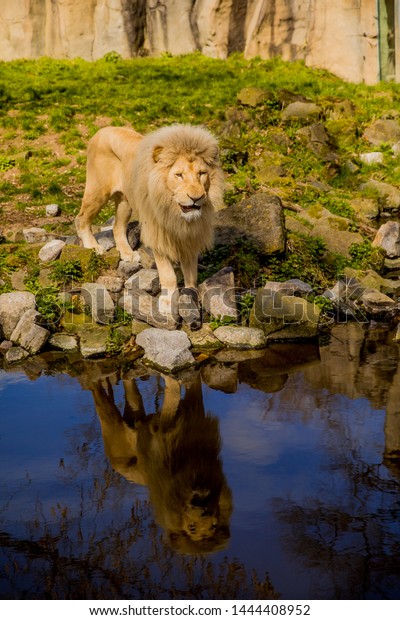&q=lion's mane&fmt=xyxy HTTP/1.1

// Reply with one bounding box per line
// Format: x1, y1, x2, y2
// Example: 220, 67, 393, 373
125, 124, 225, 263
